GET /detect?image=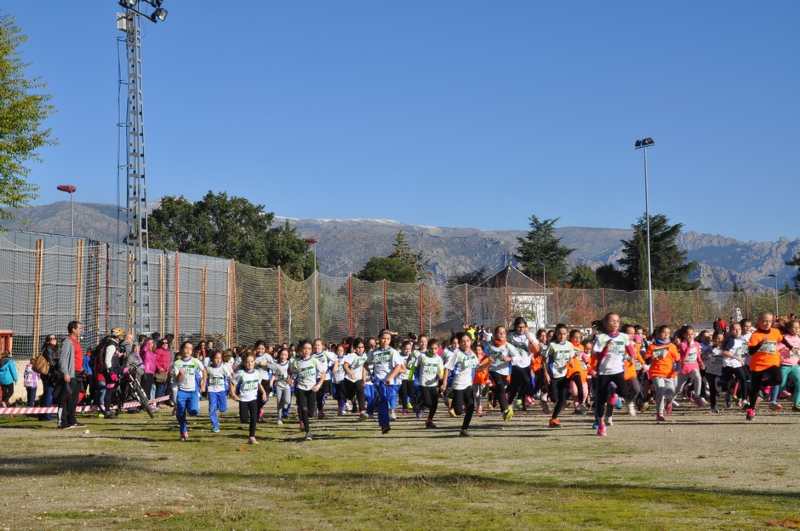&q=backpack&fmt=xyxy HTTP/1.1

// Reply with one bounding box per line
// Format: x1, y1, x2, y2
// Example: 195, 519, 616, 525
92, 337, 116, 374
31, 353, 50, 376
